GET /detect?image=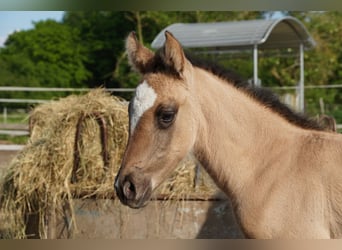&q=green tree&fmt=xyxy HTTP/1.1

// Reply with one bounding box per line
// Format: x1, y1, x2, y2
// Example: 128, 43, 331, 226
62, 11, 136, 88
1, 19, 90, 89
303, 12, 342, 121
61, 11, 265, 90
102, 11, 264, 92
0, 19, 91, 106
263, 12, 342, 120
